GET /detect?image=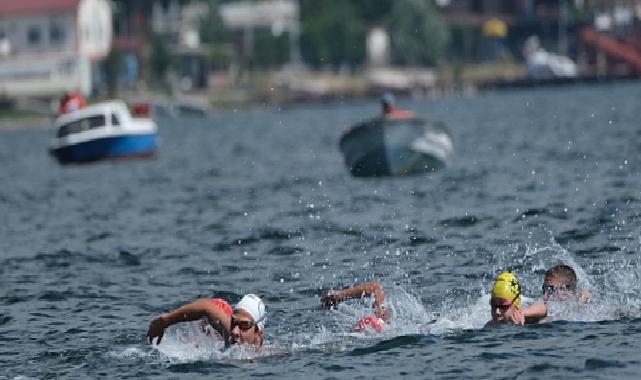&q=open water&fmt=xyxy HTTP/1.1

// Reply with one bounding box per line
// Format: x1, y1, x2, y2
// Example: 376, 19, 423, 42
2, 83, 641, 379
